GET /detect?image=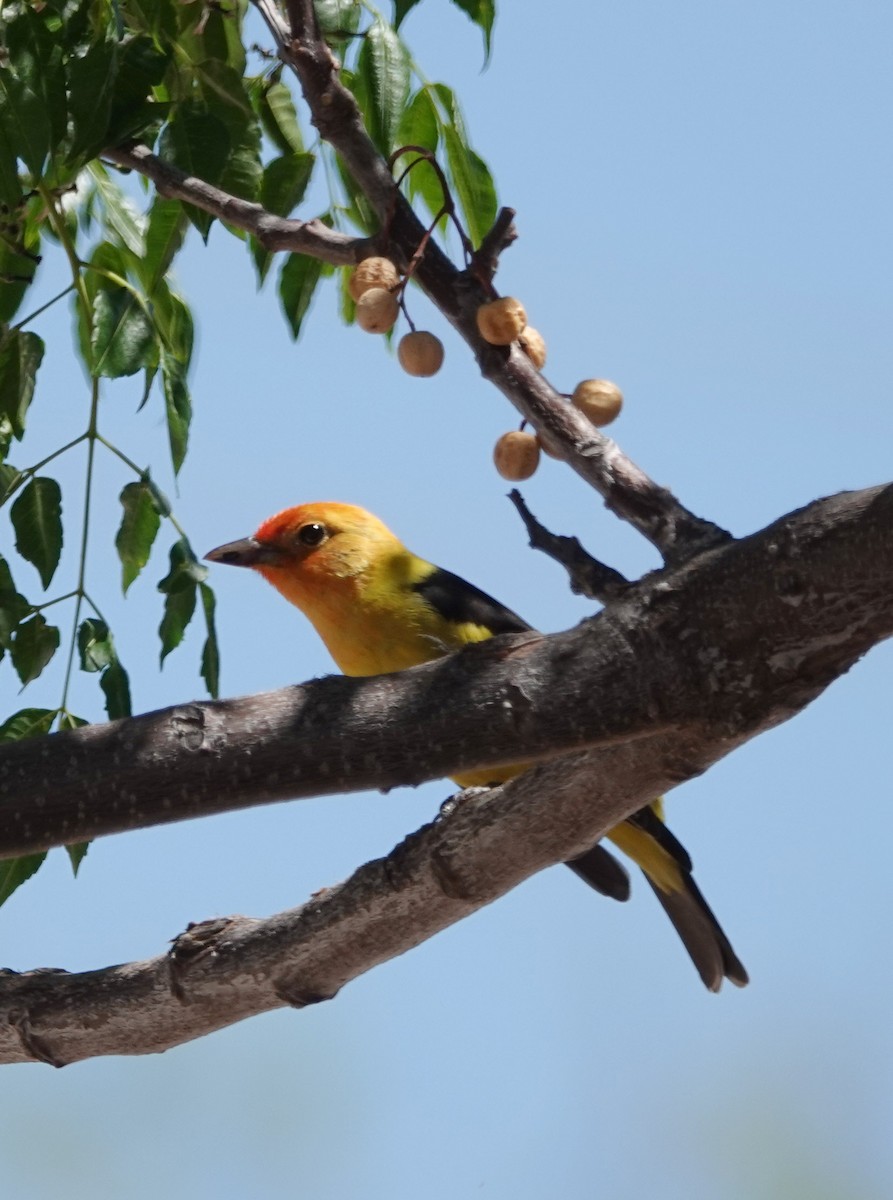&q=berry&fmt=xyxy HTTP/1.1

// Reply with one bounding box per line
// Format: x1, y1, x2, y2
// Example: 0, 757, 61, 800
349, 256, 400, 301
476, 297, 527, 346
355, 287, 399, 334
571, 379, 623, 426
397, 331, 445, 377
519, 326, 547, 369
493, 430, 541, 480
